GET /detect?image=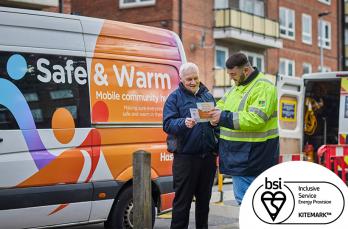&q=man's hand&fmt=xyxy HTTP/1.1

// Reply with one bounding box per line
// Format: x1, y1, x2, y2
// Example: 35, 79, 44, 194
209, 109, 222, 126
185, 117, 197, 128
